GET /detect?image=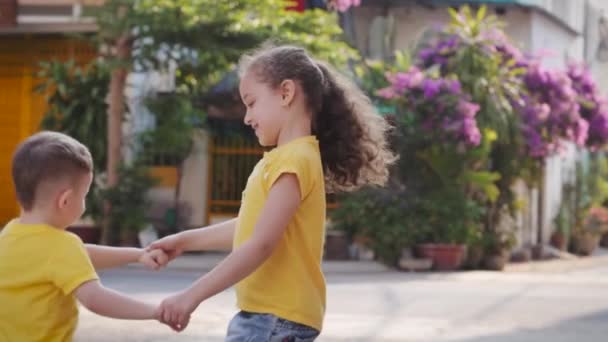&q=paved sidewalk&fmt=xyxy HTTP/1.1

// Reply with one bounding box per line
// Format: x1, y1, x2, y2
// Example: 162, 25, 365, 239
80, 255, 608, 341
